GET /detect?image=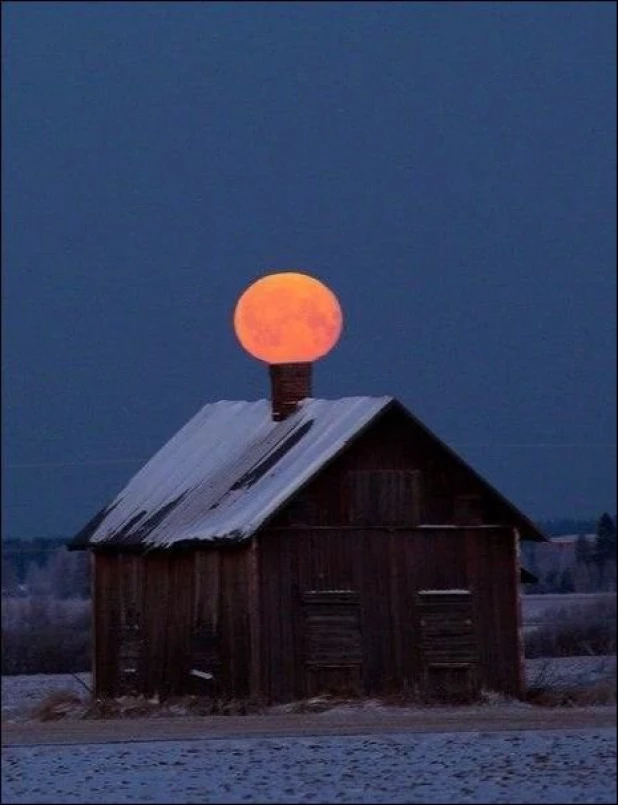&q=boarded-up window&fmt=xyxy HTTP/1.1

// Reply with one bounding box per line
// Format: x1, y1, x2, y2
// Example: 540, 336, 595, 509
347, 470, 423, 526
302, 591, 362, 666
417, 590, 479, 702
302, 590, 362, 697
